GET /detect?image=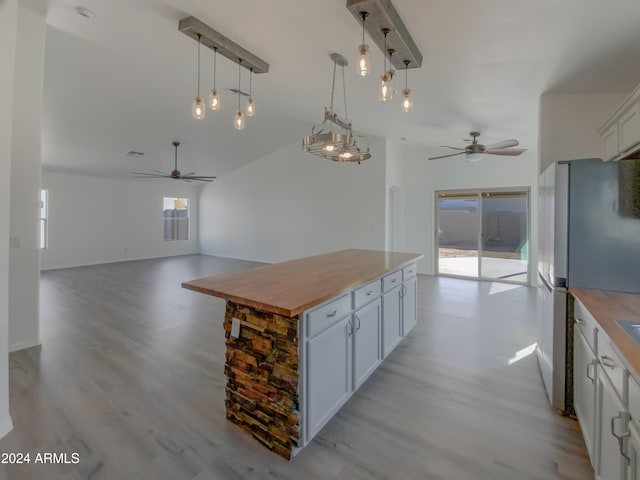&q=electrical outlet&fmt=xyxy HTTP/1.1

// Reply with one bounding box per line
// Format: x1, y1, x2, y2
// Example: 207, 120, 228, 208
231, 317, 241, 338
